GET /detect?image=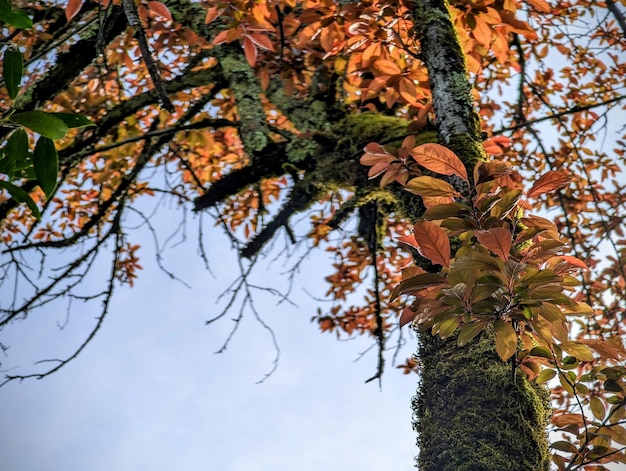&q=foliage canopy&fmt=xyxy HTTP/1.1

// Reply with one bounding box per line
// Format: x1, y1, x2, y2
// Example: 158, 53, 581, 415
1, 0, 626, 469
